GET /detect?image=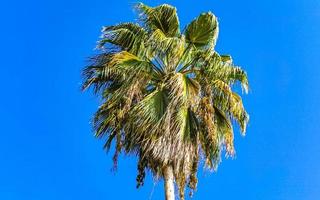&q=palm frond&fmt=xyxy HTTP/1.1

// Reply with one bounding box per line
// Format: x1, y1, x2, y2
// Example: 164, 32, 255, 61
82, 53, 119, 94
98, 23, 146, 55
202, 52, 250, 93
136, 3, 180, 37
185, 12, 219, 49
212, 80, 249, 133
